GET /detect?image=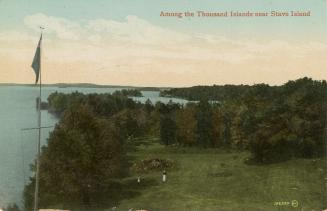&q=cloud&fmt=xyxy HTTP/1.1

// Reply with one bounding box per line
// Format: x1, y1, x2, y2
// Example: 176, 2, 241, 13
23, 13, 191, 45
21, 13, 326, 64
5, 12, 327, 65
86, 15, 191, 45
24, 13, 81, 40
1, 13, 326, 85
